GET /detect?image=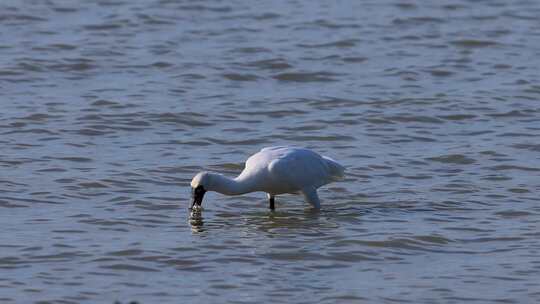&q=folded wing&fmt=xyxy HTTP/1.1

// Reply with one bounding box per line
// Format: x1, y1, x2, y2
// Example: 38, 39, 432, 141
268, 147, 344, 191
